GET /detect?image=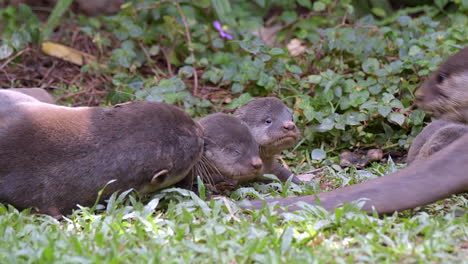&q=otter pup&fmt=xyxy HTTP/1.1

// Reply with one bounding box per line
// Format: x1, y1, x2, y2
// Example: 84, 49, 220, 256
177, 113, 263, 192
4, 88, 55, 104
0, 90, 204, 216
407, 119, 468, 164
234, 97, 302, 184
245, 47, 468, 214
